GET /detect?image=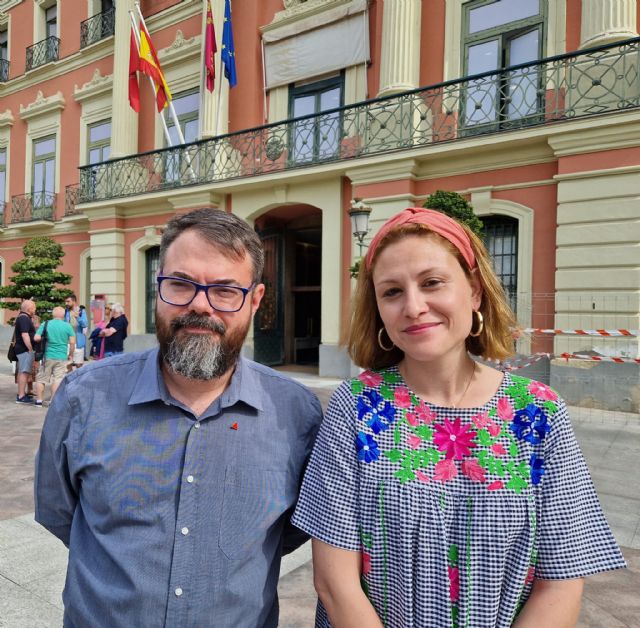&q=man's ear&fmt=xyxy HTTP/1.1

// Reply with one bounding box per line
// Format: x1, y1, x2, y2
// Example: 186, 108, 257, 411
250, 283, 265, 315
